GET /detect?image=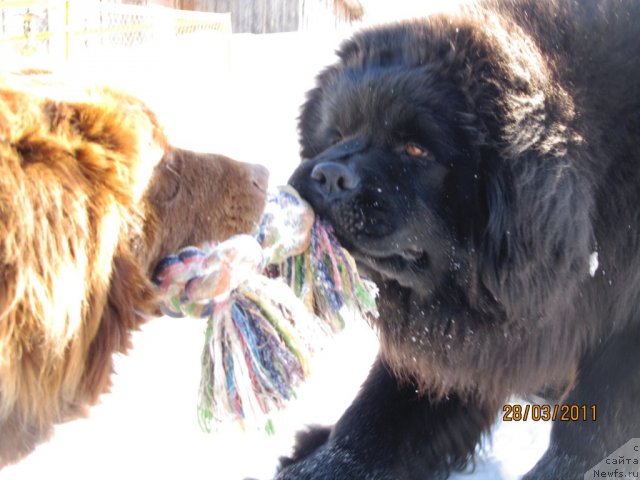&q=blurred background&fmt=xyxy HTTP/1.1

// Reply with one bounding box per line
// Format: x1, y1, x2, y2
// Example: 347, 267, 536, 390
0, 1, 549, 479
